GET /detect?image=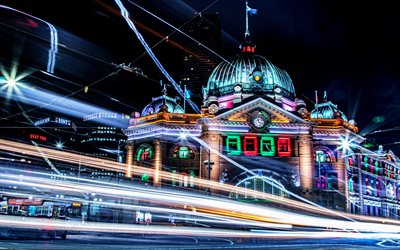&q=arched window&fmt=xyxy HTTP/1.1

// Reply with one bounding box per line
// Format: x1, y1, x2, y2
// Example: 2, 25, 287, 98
173, 146, 195, 159
136, 144, 153, 162
233, 176, 286, 199
315, 151, 331, 163
348, 178, 354, 193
